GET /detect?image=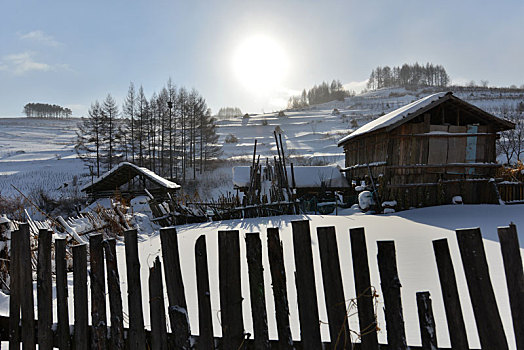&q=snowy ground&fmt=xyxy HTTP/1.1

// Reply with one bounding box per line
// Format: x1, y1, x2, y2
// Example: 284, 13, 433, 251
1, 204, 523, 348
